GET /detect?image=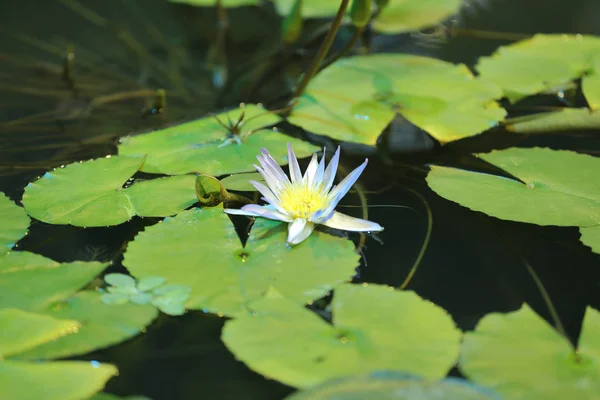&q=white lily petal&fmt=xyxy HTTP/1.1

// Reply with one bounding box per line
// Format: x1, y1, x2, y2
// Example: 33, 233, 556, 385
253, 164, 282, 195
249, 180, 288, 214
225, 204, 292, 222
322, 146, 340, 194
303, 153, 319, 186
287, 219, 315, 245
259, 148, 290, 186
328, 159, 368, 209
321, 211, 383, 232
314, 148, 326, 189
287, 143, 302, 183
